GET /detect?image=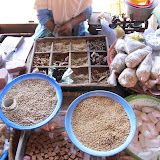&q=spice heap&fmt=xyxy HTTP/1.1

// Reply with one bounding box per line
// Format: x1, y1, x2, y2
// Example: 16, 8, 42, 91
90, 52, 107, 65
53, 55, 69, 66
1, 79, 57, 126
89, 39, 106, 51
33, 54, 50, 66
36, 42, 52, 52
71, 69, 89, 84
72, 96, 130, 151
53, 40, 70, 52
91, 69, 110, 83
71, 39, 87, 51
24, 130, 84, 160
71, 53, 88, 66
